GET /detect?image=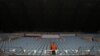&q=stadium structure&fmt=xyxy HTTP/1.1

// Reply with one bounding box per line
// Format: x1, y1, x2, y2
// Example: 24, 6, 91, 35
0, 32, 100, 56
